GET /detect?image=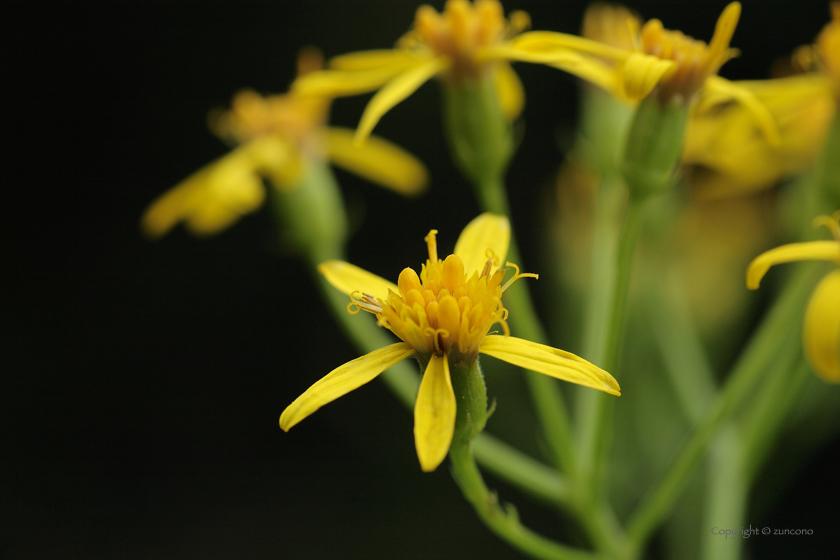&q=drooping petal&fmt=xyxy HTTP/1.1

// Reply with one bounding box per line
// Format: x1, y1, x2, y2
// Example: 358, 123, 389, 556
702, 76, 781, 145
746, 241, 840, 289
329, 49, 421, 72
354, 57, 450, 144
479, 335, 621, 396
324, 127, 429, 196
454, 213, 510, 275
618, 52, 677, 101
512, 31, 630, 62
292, 65, 410, 98
803, 270, 840, 382
280, 342, 415, 431
413, 354, 456, 472
478, 44, 581, 65
492, 62, 525, 121
318, 260, 399, 301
